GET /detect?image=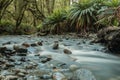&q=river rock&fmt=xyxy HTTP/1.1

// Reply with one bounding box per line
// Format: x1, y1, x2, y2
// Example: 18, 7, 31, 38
63, 49, 72, 54
72, 69, 96, 80
2, 41, 11, 45
0, 47, 7, 53
0, 75, 5, 80
17, 53, 27, 56
14, 45, 28, 53
7, 58, 15, 62
52, 72, 66, 80
5, 75, 18, 80
22, 42, 30, 48
30, 43, 38, 47
0, 53, 2, 57
53, 41, 59, 49
37, 41, 43, 46
4, 49, 16, 56
69, 65, 79, 71
13, 69, 28, 77
41, 57, 52, 63
5, 63, 15, 68
96, 26, 120, 43
25, 64, 37, 69
17, 72, 25, 77
40, 74, 52, 79
19, 57, 26, 62
16, 48, 27, 53
96, 26, 120, 53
